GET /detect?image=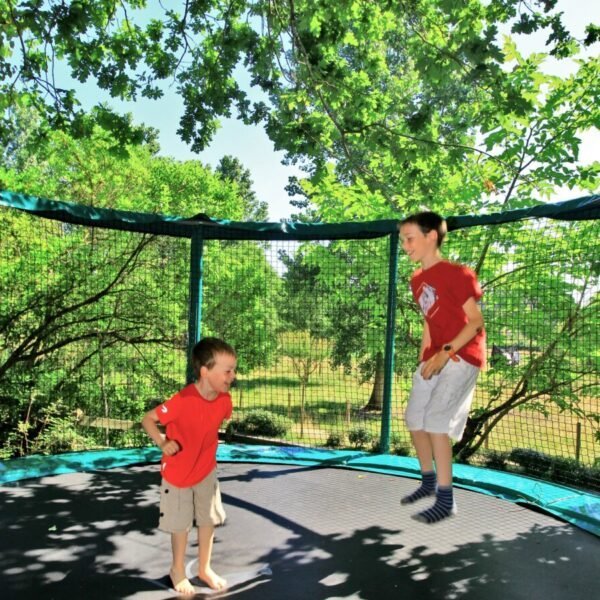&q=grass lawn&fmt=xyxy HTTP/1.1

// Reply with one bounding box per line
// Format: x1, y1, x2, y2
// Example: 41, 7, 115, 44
231, 357, 598, 467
